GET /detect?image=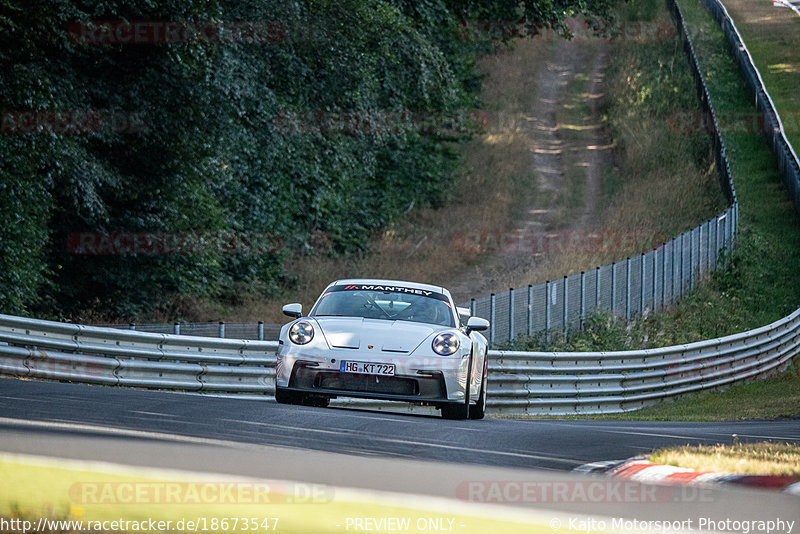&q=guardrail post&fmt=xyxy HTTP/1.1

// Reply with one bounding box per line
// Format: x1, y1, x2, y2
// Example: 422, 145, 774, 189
563, 276, 568, 340
258, 321, 264, 341
580, 271, 586, 330
174, 322, 180, 335
527, 285, 533, 336
611, 264, 616, 317
545, 281, 551, 343
625, 257, 631, 322
129, 322, 136, 331
219, 321, 225, 338
489, 293, 496, 346
508, 287, 515, 343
